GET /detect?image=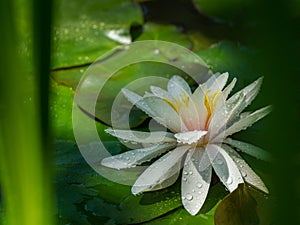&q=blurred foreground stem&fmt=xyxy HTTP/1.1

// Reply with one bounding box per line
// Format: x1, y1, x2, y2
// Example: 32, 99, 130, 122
0, 0, 54, 224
